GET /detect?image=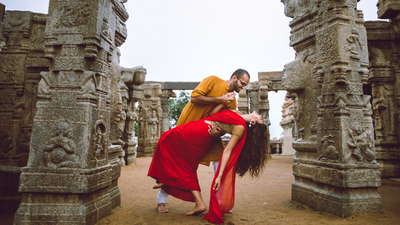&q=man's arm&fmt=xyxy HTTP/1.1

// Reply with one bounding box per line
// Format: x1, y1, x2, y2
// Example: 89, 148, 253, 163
191, 92, 235, 105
